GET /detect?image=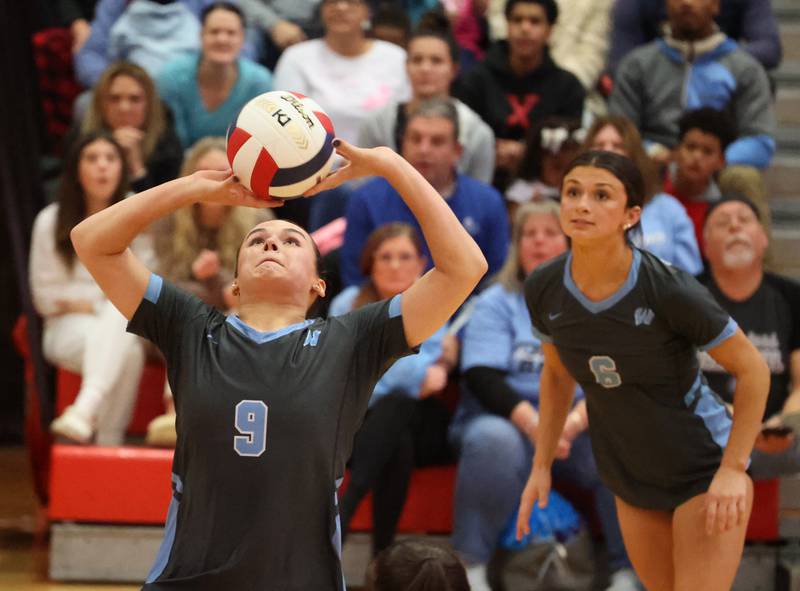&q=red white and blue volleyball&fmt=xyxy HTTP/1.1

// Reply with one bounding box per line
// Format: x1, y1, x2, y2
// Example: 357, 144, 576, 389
227, 91, 336, 199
